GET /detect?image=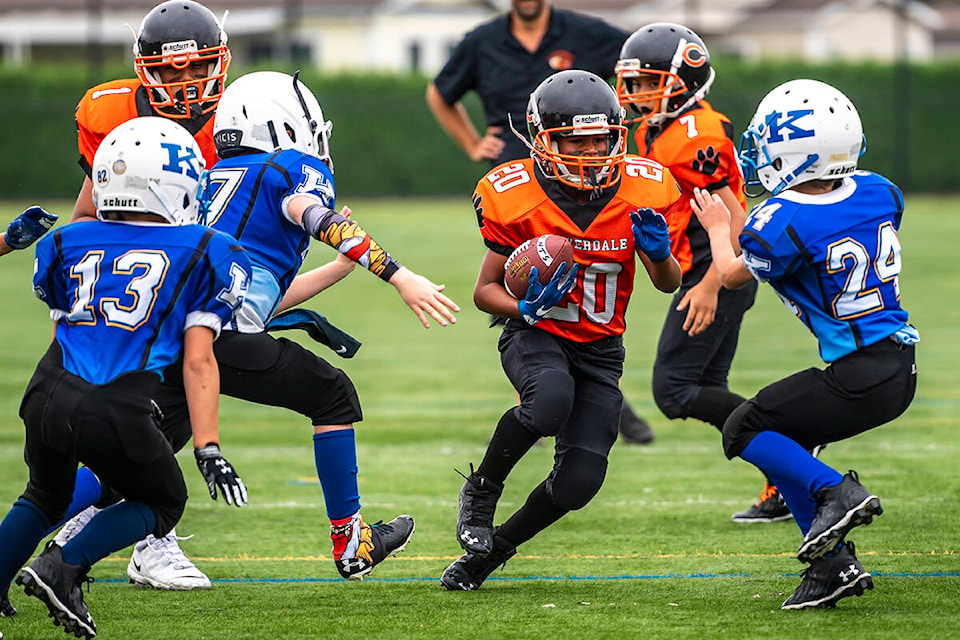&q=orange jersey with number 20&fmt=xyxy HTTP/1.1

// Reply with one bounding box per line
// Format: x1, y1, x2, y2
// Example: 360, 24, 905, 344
474, 157, 679, 342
